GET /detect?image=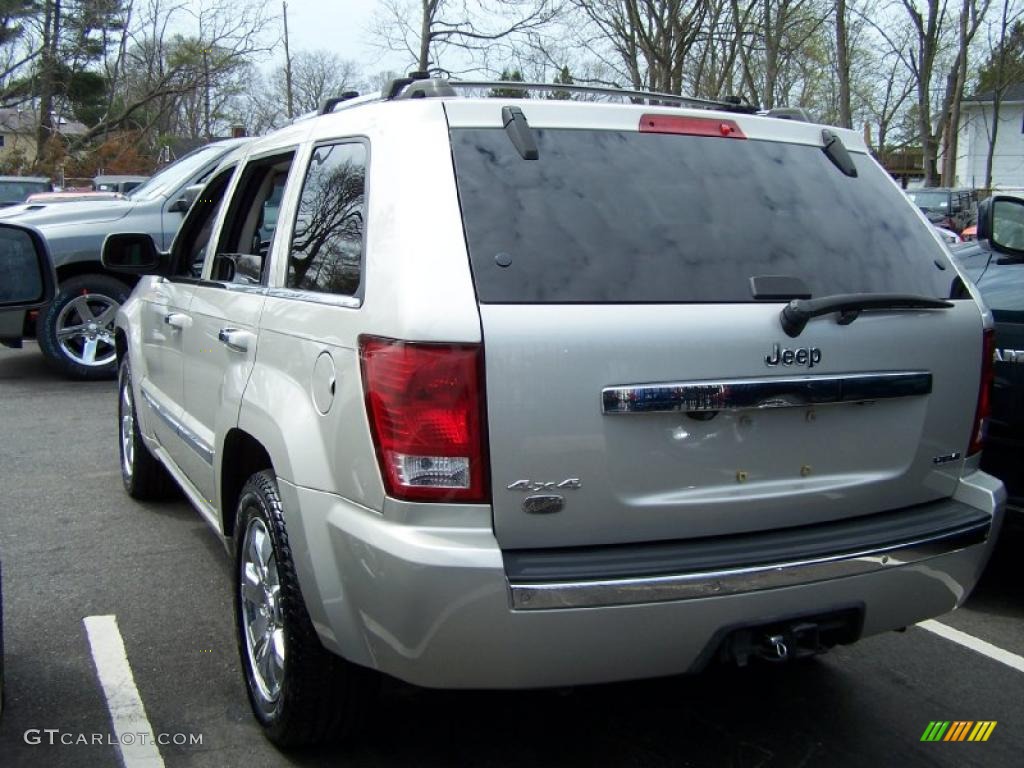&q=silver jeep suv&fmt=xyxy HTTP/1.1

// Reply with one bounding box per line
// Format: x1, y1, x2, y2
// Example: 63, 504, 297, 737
104, 76, 1005, 748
